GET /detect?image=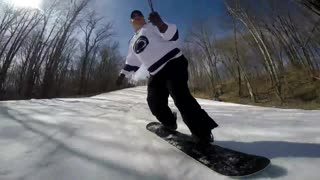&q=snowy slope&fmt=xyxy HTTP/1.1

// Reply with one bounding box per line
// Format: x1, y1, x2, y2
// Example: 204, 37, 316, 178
0, 86, 320, 180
